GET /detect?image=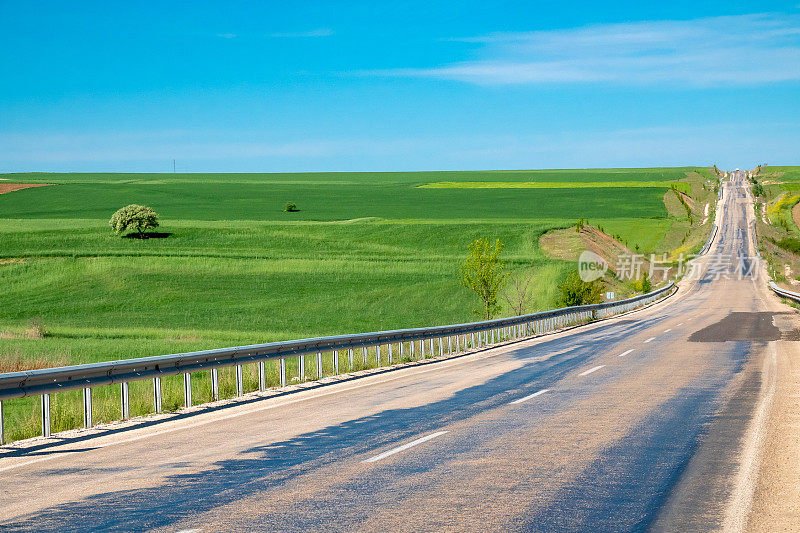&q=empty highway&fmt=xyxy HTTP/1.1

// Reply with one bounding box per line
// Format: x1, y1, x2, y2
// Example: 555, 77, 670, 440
1, 171, 798, 531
